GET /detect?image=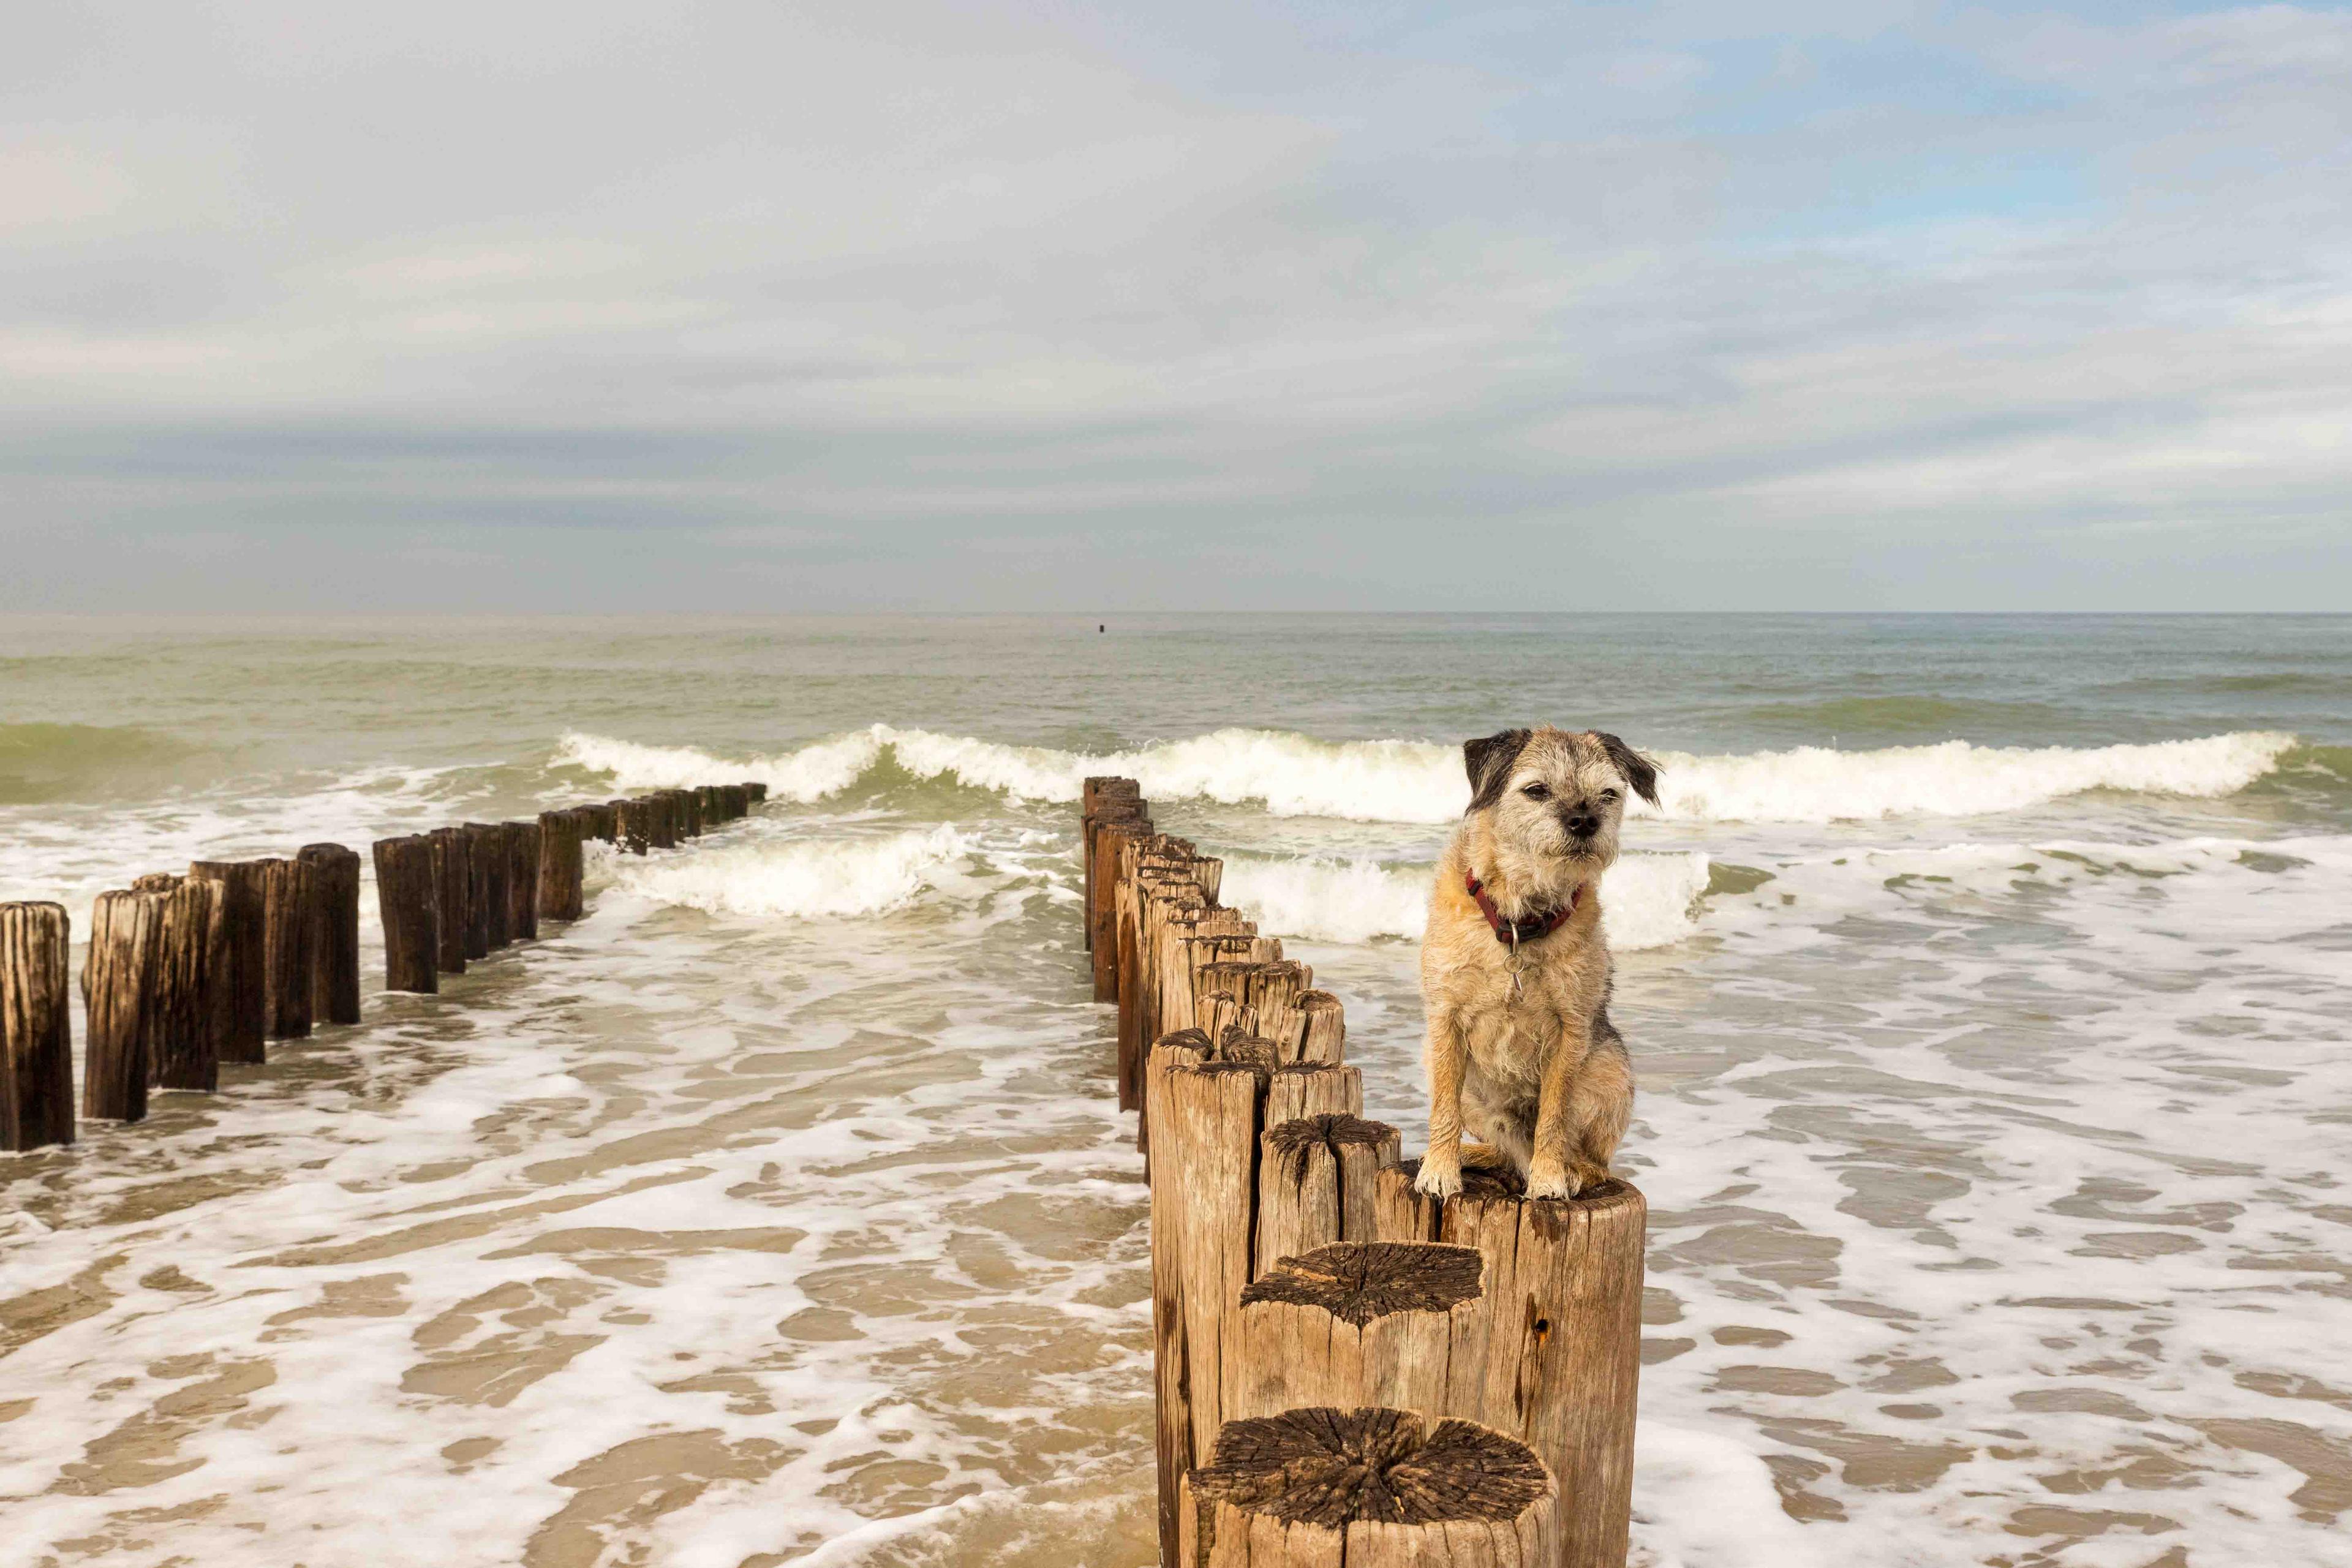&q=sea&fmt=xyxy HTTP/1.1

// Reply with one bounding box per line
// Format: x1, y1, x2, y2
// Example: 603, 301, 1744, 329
2, 612, 2348, 1568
